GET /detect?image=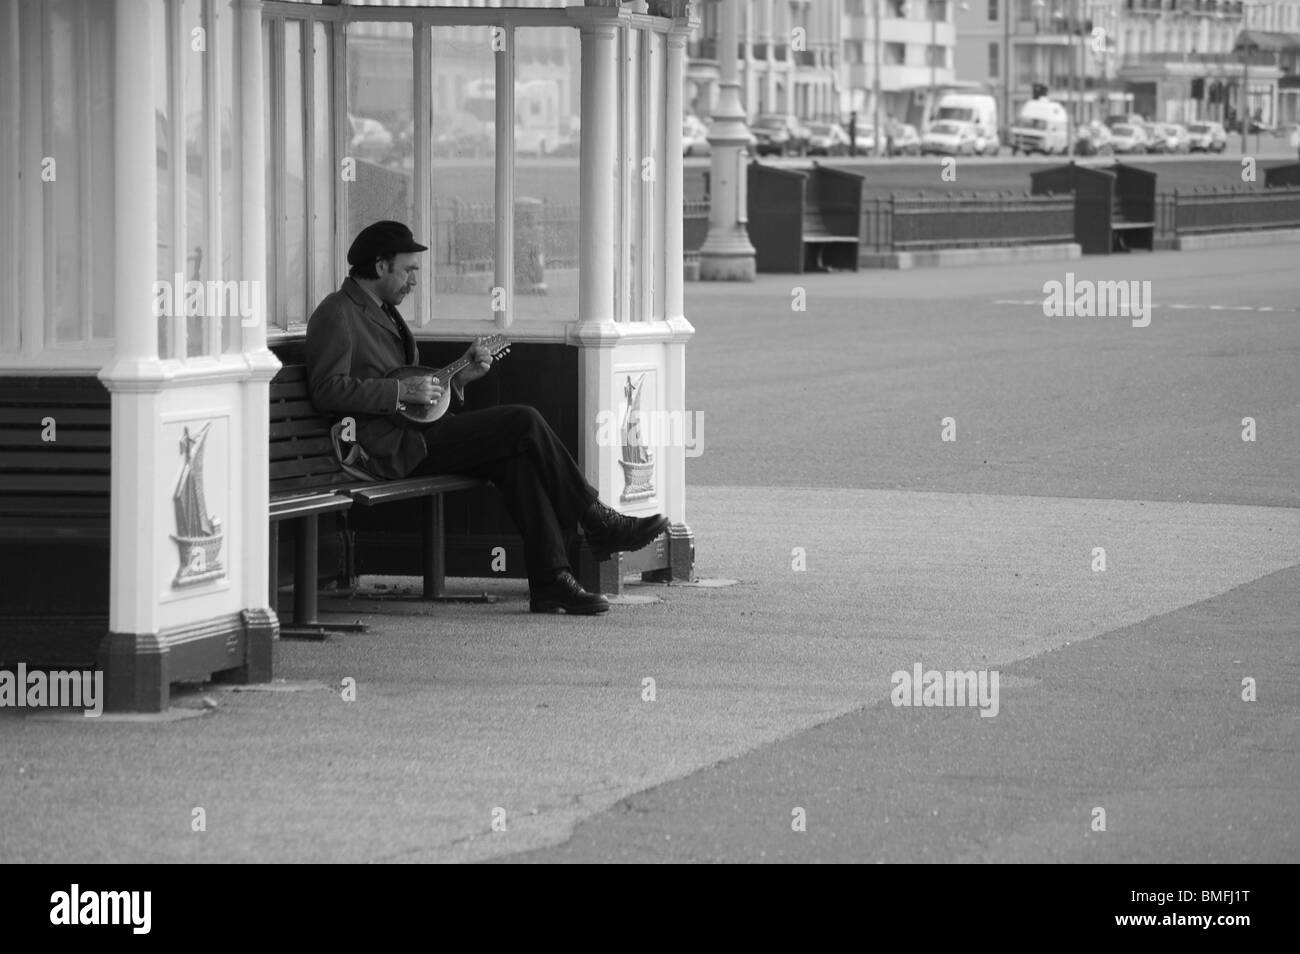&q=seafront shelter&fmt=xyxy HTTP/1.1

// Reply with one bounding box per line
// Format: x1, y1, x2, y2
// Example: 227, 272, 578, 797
0, 0, 696, 710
